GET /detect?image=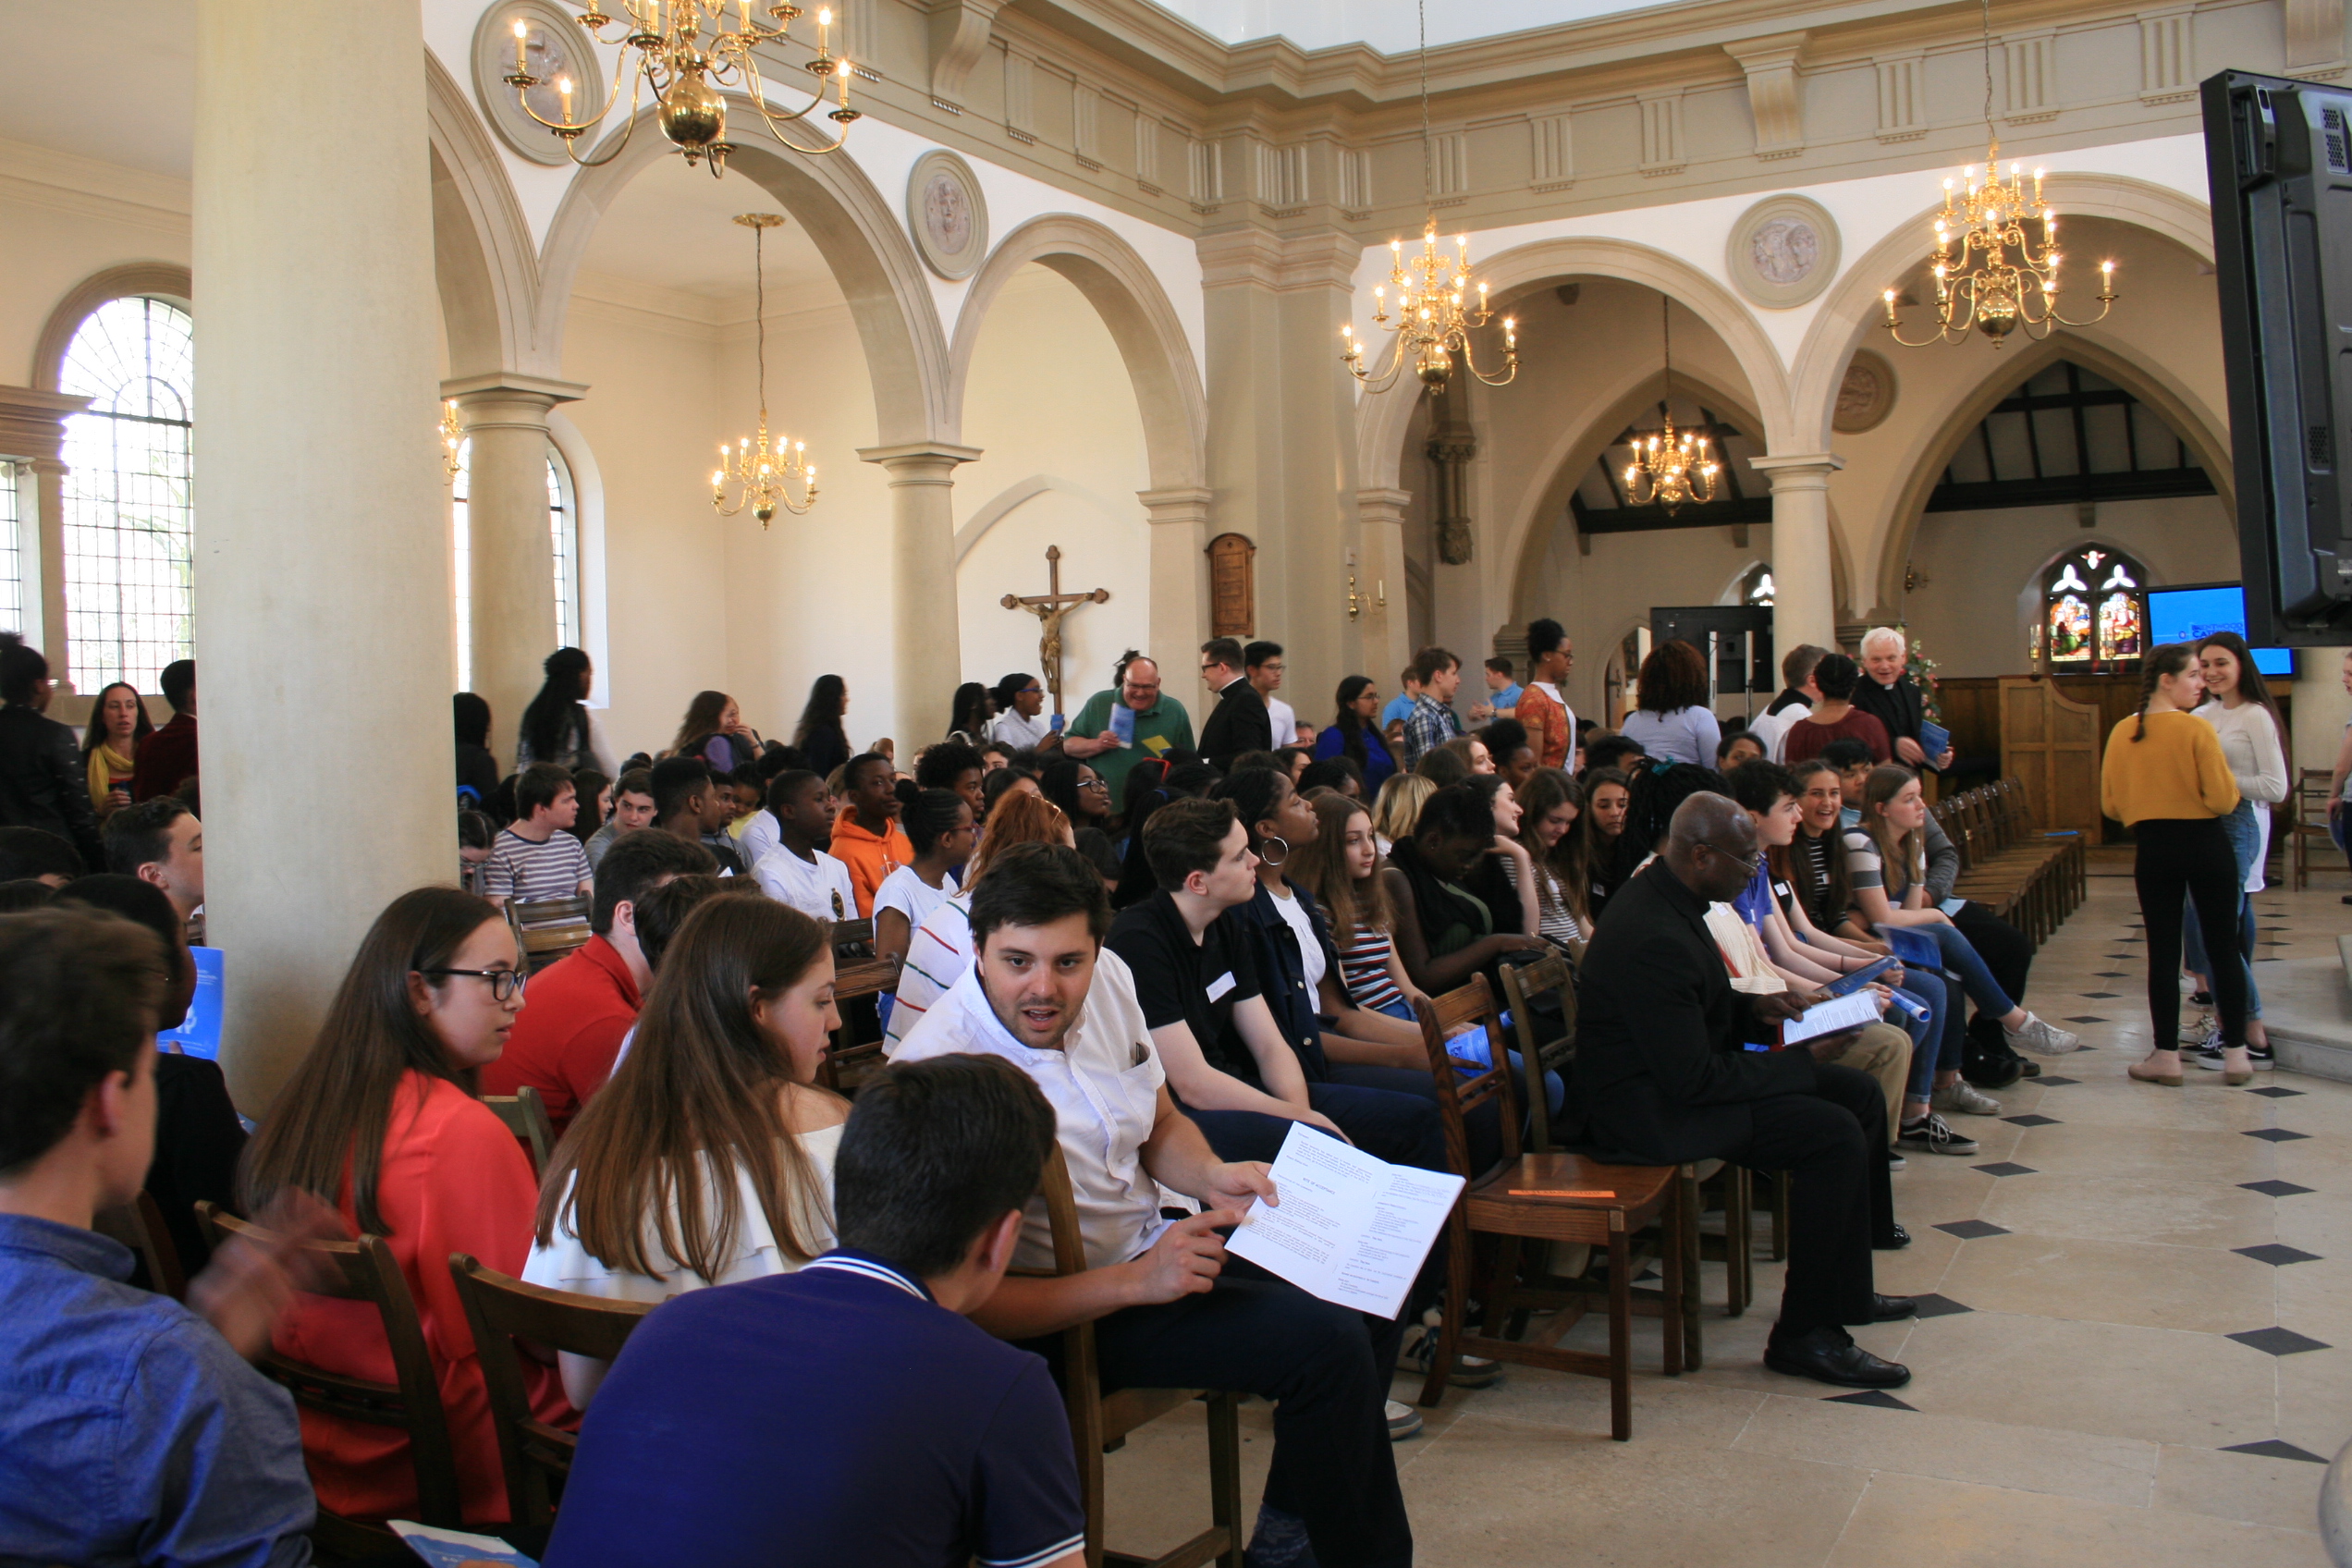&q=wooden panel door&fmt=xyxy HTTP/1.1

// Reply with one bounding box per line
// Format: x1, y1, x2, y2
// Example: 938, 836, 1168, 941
2001, 677, 2104, 839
